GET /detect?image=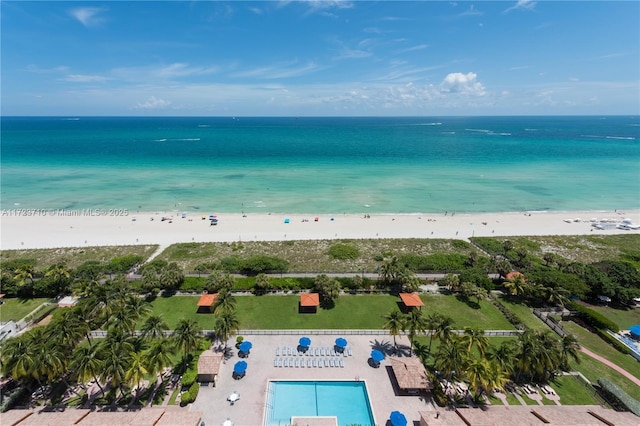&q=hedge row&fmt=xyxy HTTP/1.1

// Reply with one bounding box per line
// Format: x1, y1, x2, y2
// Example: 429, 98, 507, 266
490, 296, 527, 331
598, 378, 640, 416
568, 301, 619, 332
180, 382, 199, 405
594, 329, 632, 355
